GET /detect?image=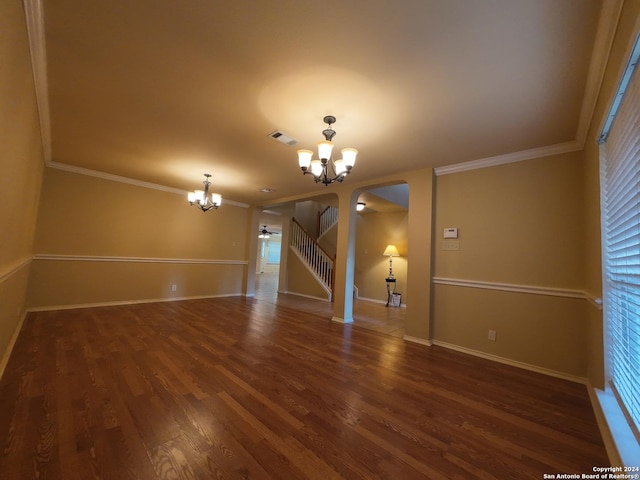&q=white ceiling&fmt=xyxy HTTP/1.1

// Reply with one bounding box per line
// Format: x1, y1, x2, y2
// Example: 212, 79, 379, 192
31, 0, 610, 206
